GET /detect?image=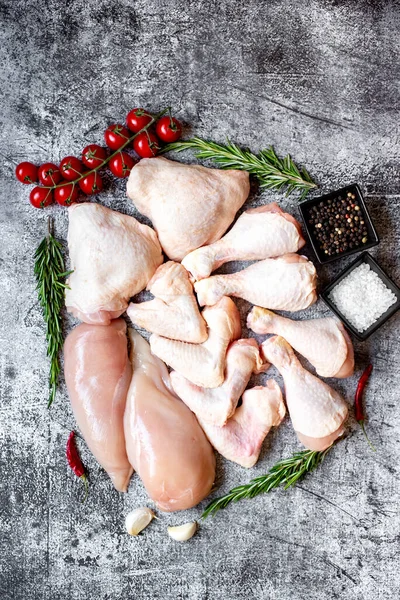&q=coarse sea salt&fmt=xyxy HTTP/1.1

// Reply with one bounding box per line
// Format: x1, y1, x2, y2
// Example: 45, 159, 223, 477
328, 263, 397, 332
